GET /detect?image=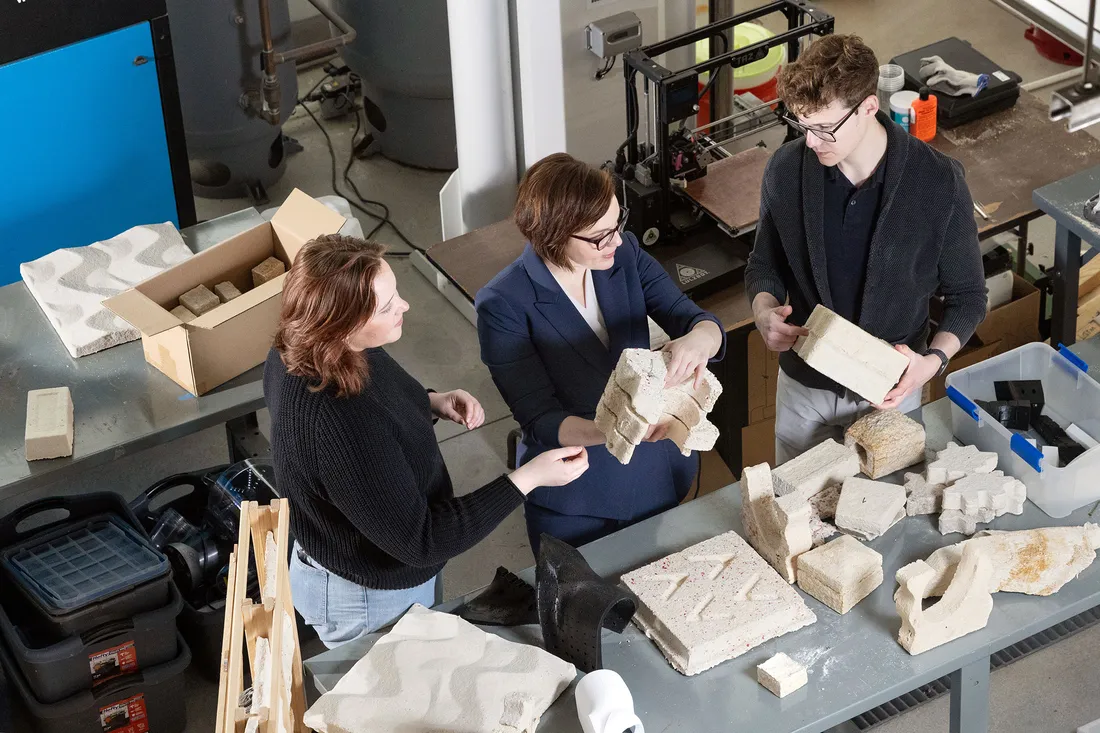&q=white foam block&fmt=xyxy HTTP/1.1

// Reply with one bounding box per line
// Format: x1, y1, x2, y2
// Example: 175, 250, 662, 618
773, 439, 861, 501
757, 653, 808, 697
25, 387, 74, 461
621, 531, 816, 676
